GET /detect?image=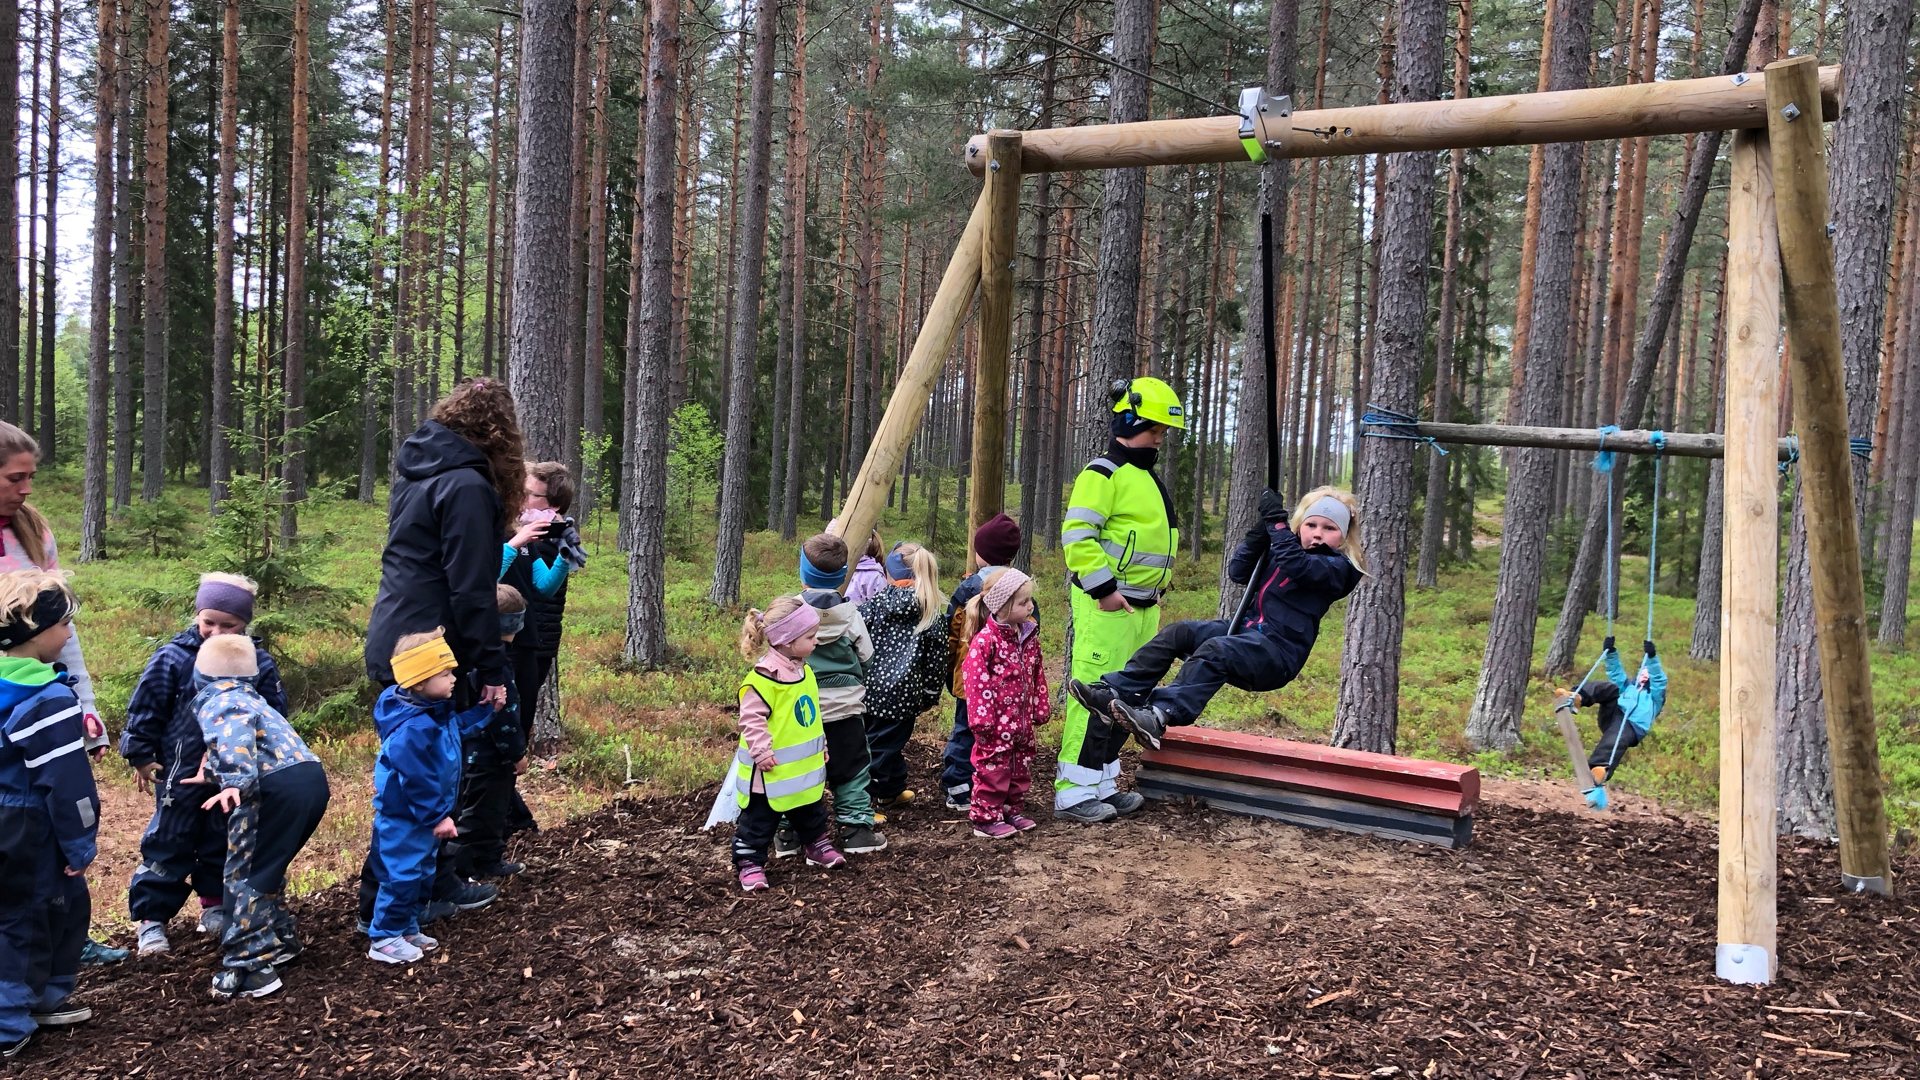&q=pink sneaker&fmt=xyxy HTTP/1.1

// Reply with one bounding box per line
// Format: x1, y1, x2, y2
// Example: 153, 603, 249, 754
802, 839, 848, 869
1004, 812, 1038, 832
738, 863, 770, 892
972, 820, 1018, 840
